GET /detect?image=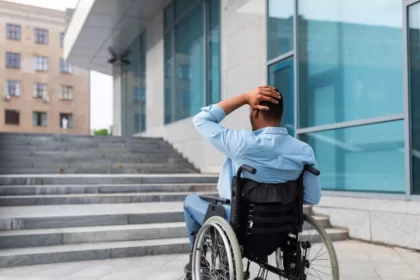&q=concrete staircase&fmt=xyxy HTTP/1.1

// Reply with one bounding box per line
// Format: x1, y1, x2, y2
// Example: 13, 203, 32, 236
0, 133, 349, 267
0, 133, 197, 174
